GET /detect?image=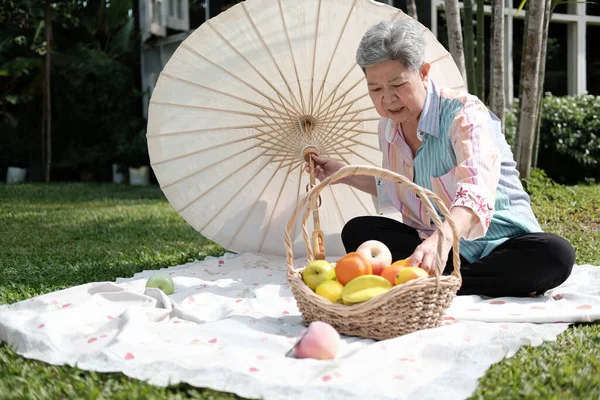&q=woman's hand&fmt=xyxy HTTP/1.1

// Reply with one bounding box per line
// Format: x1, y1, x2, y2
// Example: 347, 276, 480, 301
407, 228, 453, 275
407, 206, 478, 275
304, 154, 346, 183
